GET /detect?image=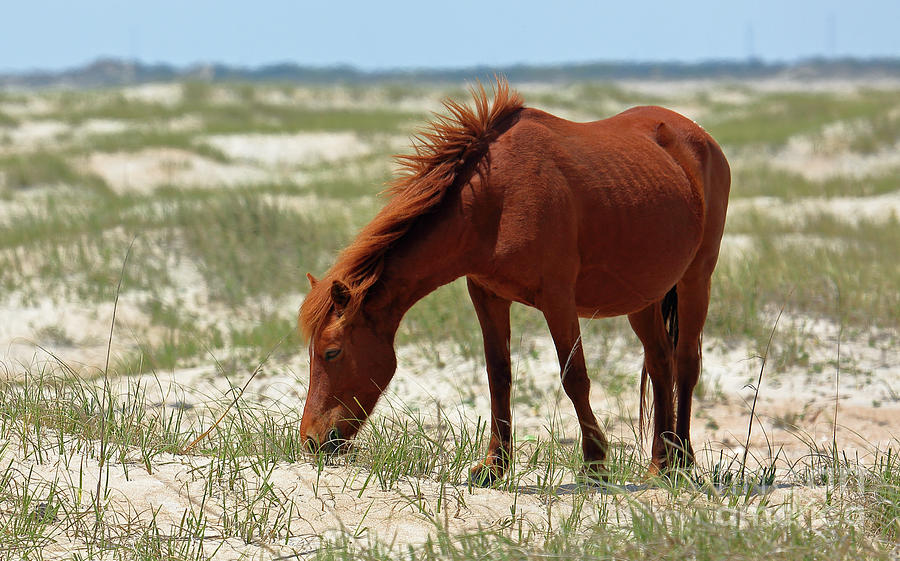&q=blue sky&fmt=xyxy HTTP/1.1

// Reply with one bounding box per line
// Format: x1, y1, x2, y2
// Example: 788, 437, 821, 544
4, 1, 899, 72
